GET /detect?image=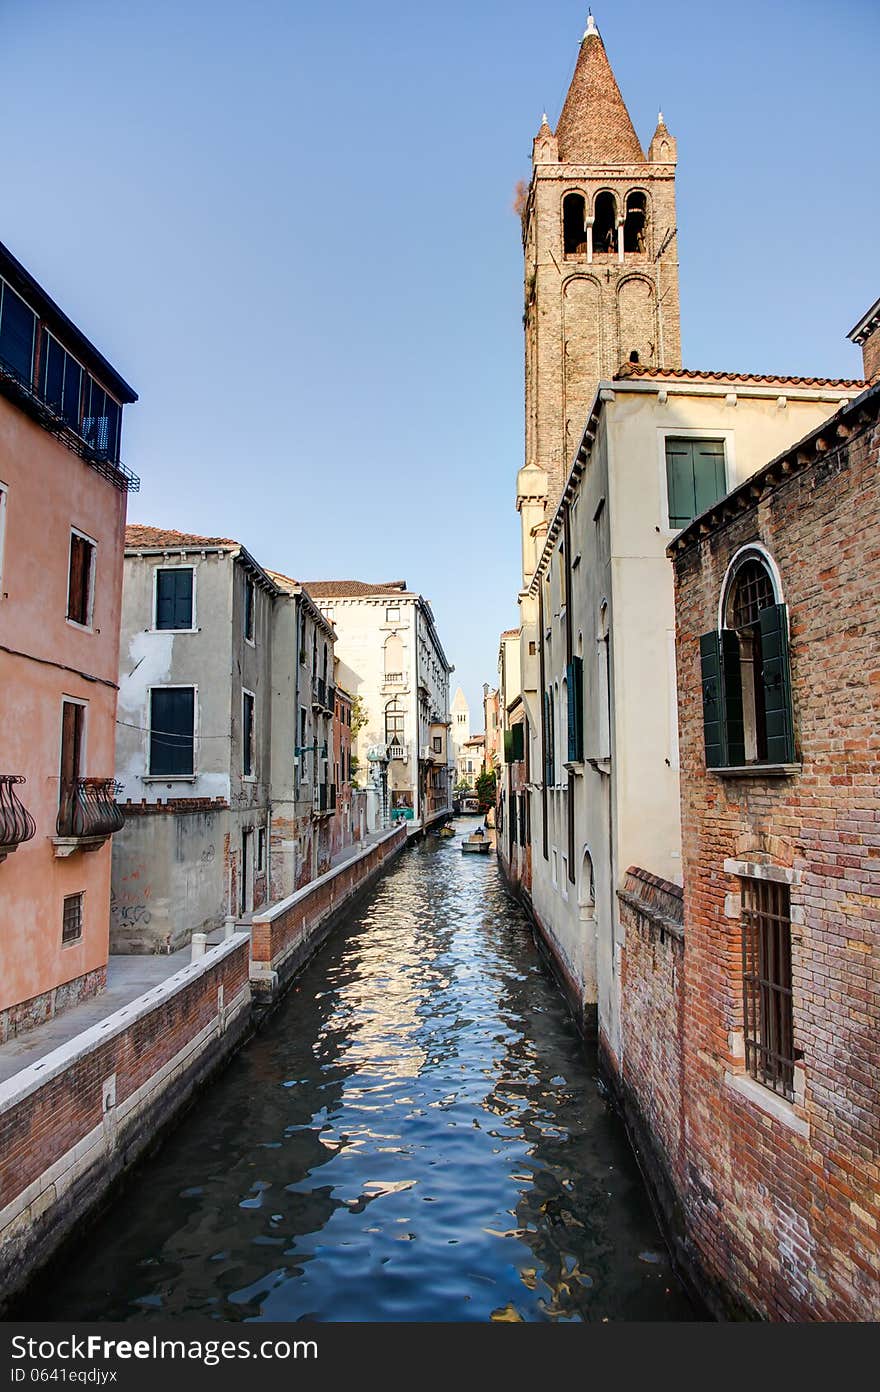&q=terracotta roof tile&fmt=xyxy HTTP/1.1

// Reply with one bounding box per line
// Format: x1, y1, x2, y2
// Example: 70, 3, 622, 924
613, 364, 865, 390
555, 28, 644, 164
125, 525, 239, 551
500, 628, 520, 640
303, 580, 409, 598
